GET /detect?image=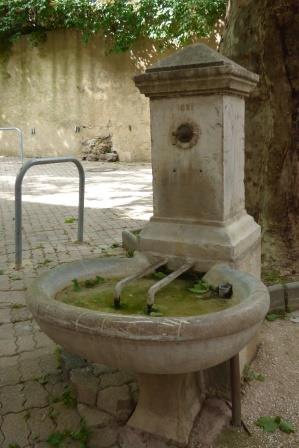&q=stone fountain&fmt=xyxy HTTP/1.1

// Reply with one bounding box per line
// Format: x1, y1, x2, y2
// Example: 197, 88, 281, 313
26, 44, 269, 446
